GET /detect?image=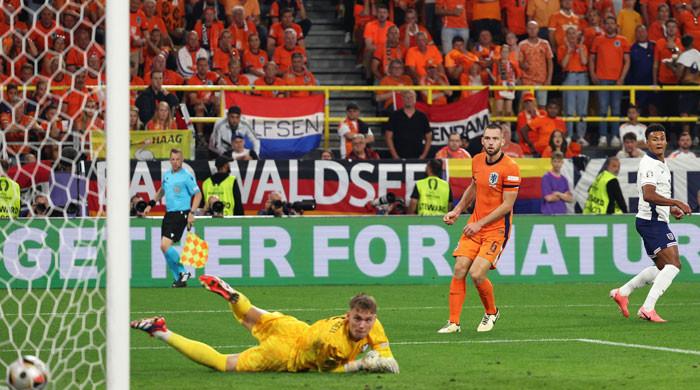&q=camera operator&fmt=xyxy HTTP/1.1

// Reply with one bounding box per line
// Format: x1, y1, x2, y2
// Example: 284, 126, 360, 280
201, 156, 244, 216
204, 195, 226, 217
258, 191, 316, 217
366, 192, 406, 215
259, 191, 287, 217
131, 194, 148, 217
